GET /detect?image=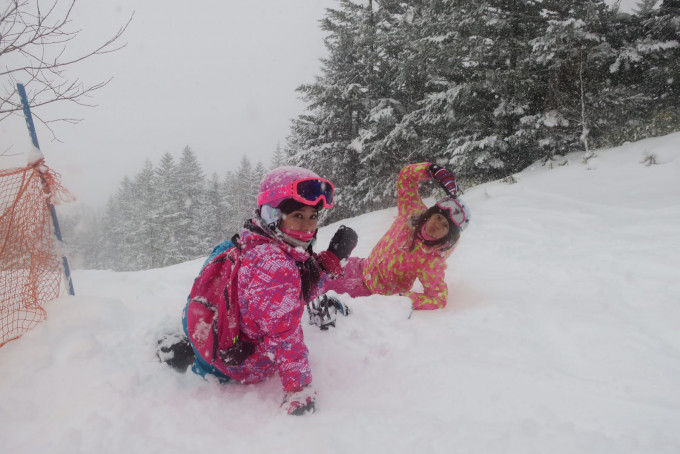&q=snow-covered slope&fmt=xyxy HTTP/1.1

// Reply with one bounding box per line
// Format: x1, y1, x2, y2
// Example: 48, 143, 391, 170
2, 133, 680, 454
